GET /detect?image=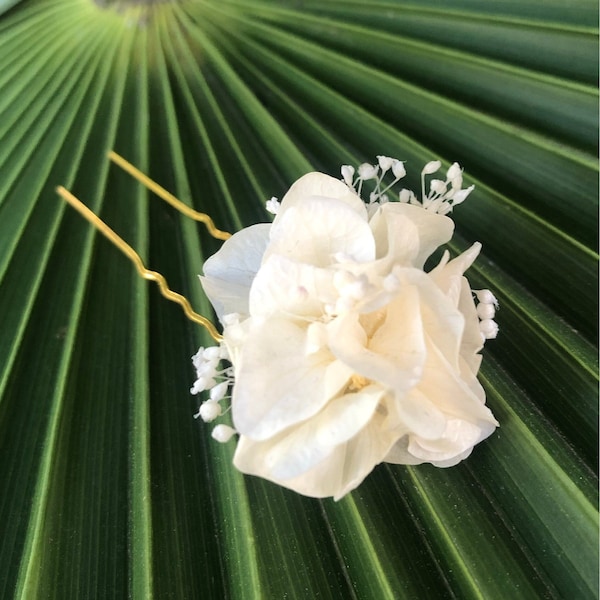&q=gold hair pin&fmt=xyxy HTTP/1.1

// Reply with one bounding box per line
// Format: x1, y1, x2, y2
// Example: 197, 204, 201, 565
56, 151, 229, 342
